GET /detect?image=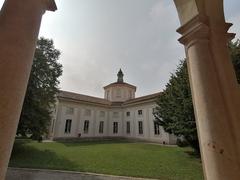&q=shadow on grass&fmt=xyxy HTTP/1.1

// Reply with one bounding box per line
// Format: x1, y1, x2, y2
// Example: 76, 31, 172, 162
184, 149, 201, 159
9, 140, 79, 171
57, 138, 134, 147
